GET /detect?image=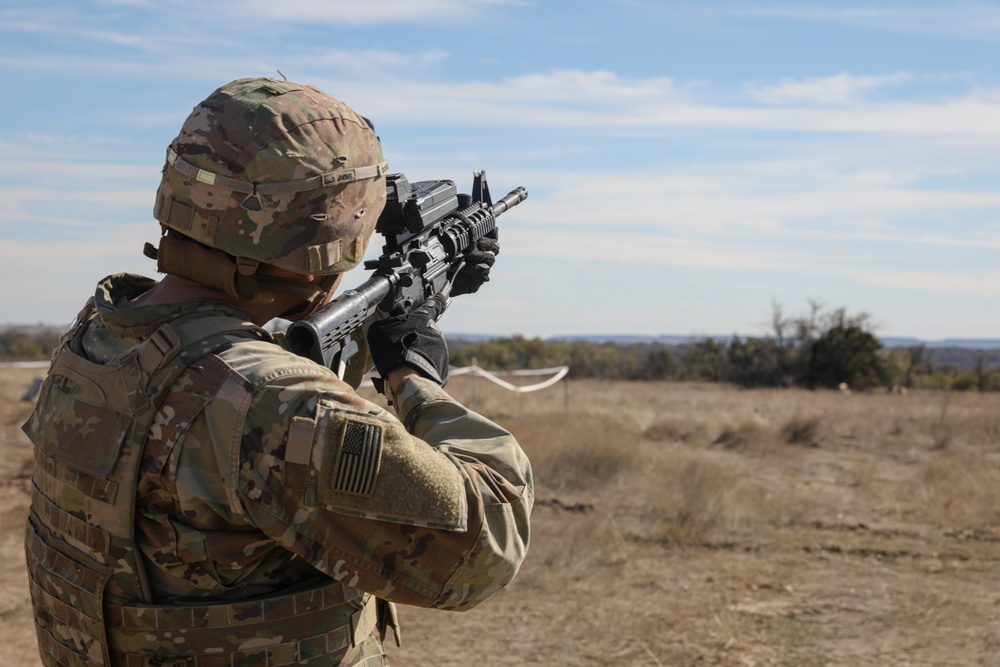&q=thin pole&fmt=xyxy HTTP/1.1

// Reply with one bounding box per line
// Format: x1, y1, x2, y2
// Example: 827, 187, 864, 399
471, 356, 478, 411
